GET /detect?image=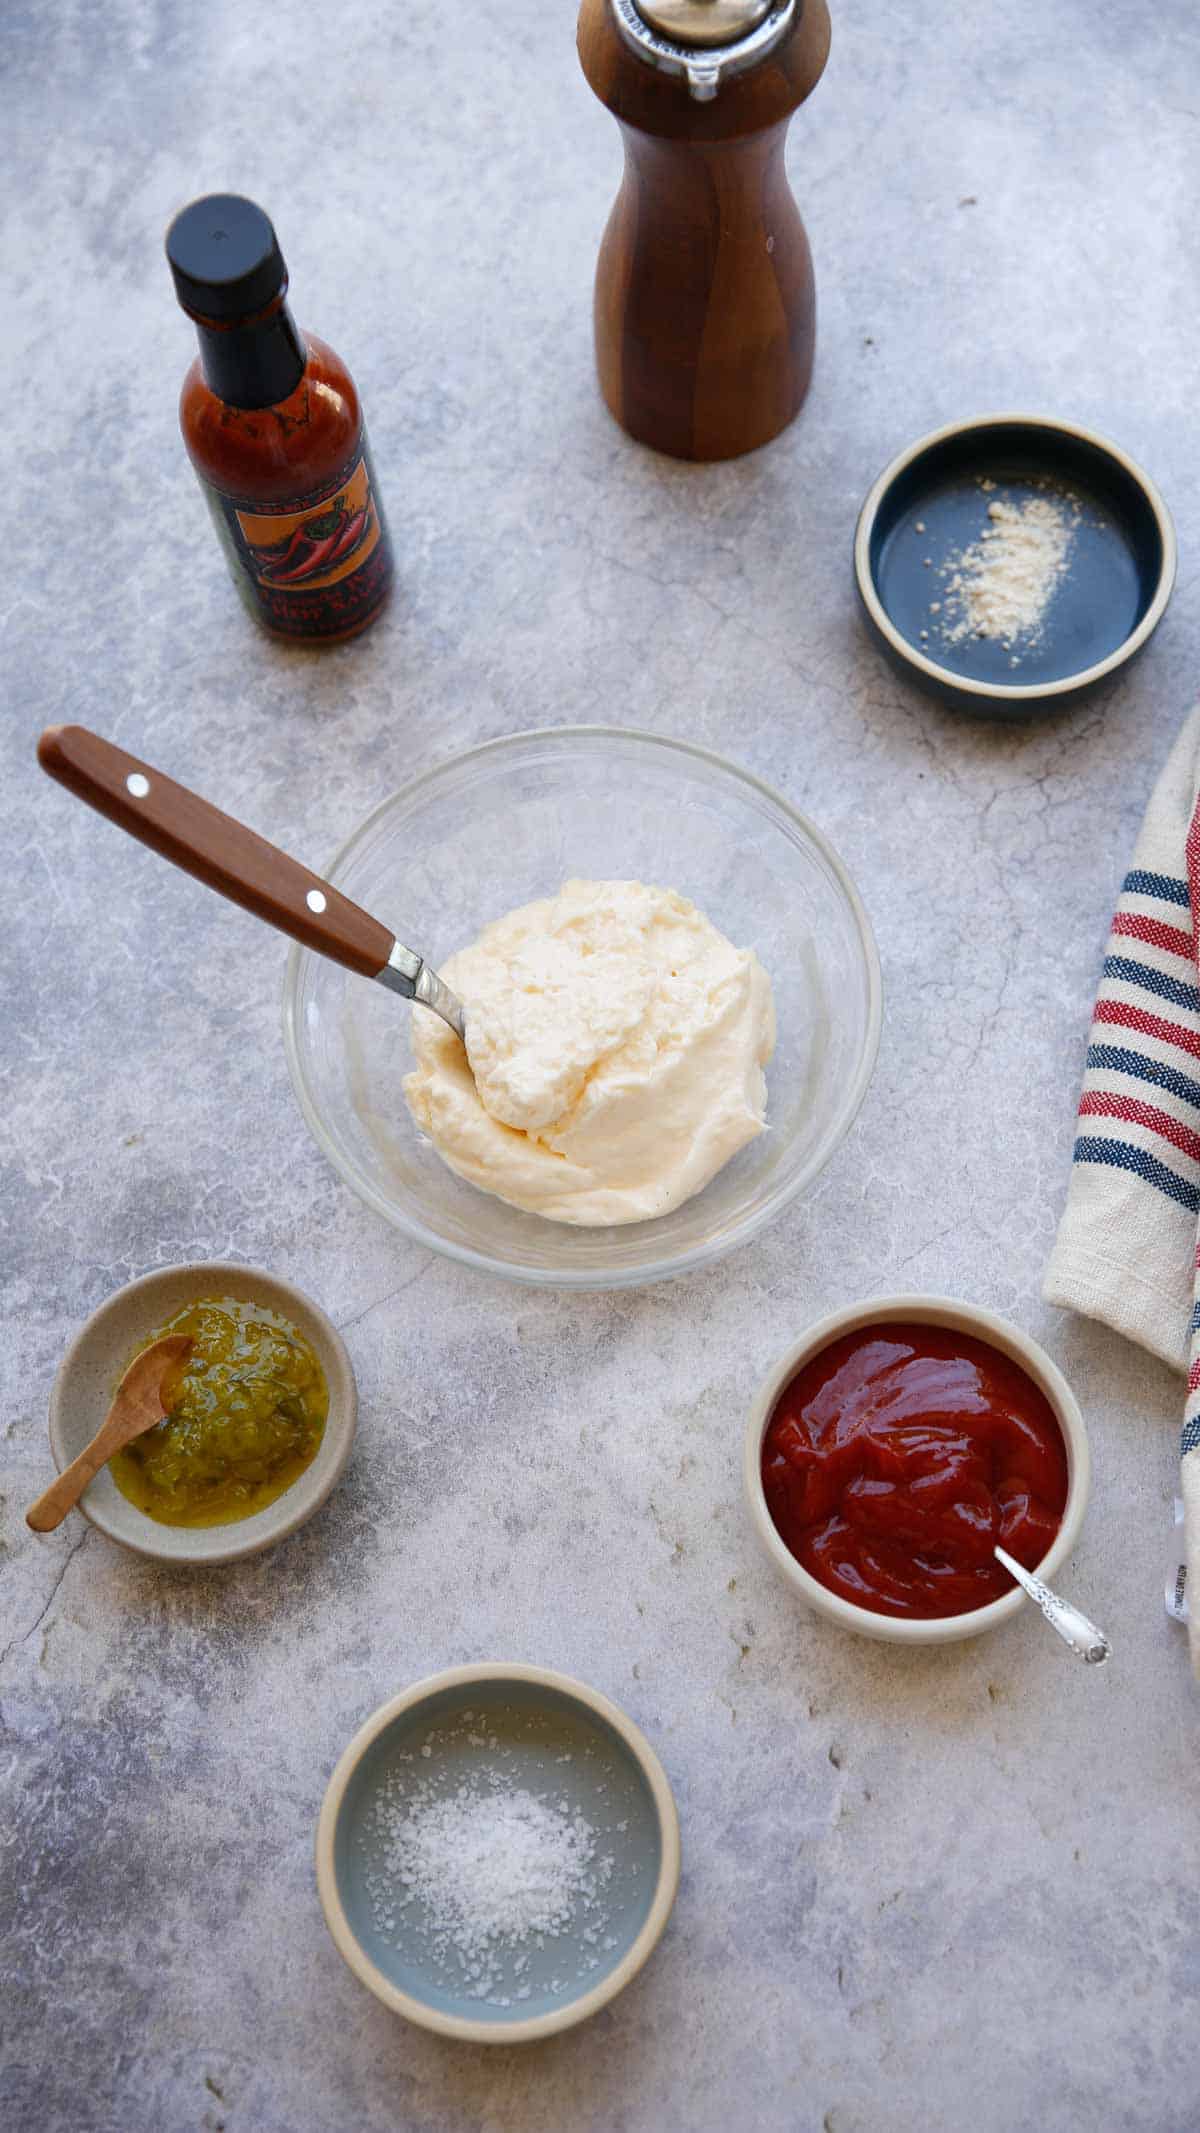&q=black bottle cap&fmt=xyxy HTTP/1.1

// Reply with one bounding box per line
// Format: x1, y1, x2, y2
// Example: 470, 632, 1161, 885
166, 194, 286, 322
